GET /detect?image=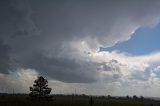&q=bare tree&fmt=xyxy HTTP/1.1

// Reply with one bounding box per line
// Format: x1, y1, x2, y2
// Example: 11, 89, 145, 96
29, 76, 52, 100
